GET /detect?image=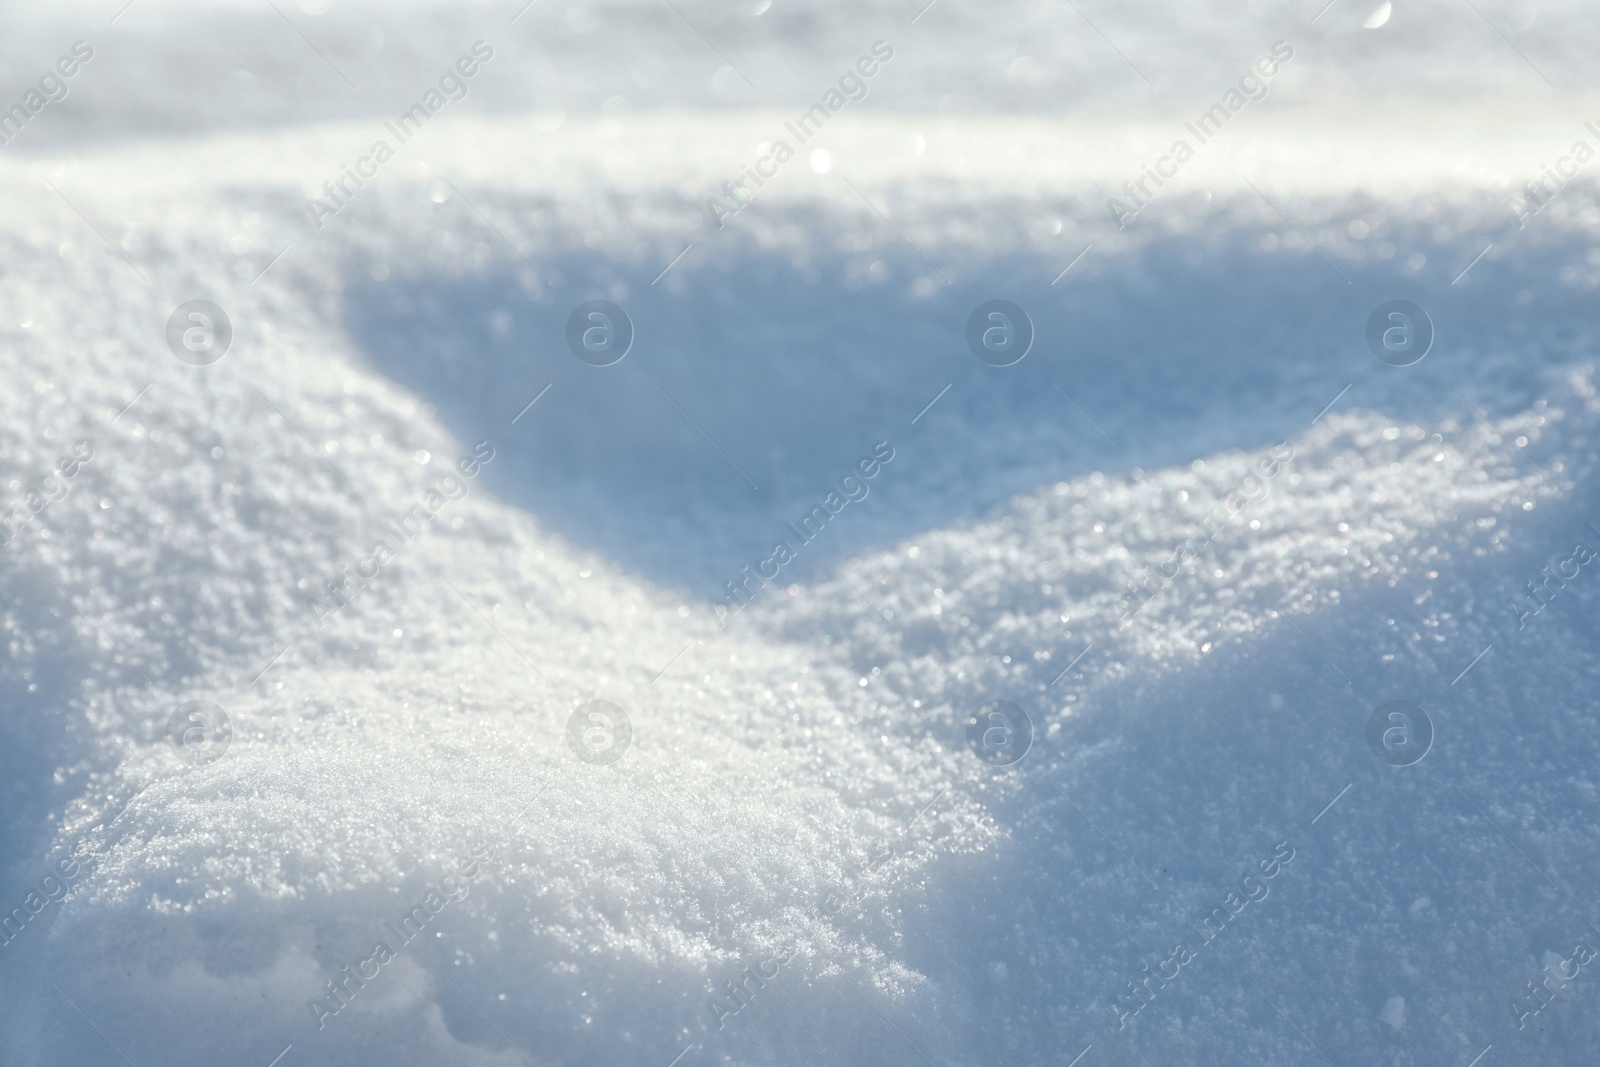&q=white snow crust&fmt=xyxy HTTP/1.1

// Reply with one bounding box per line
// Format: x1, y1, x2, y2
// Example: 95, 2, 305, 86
4, 1, 1600, 1065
